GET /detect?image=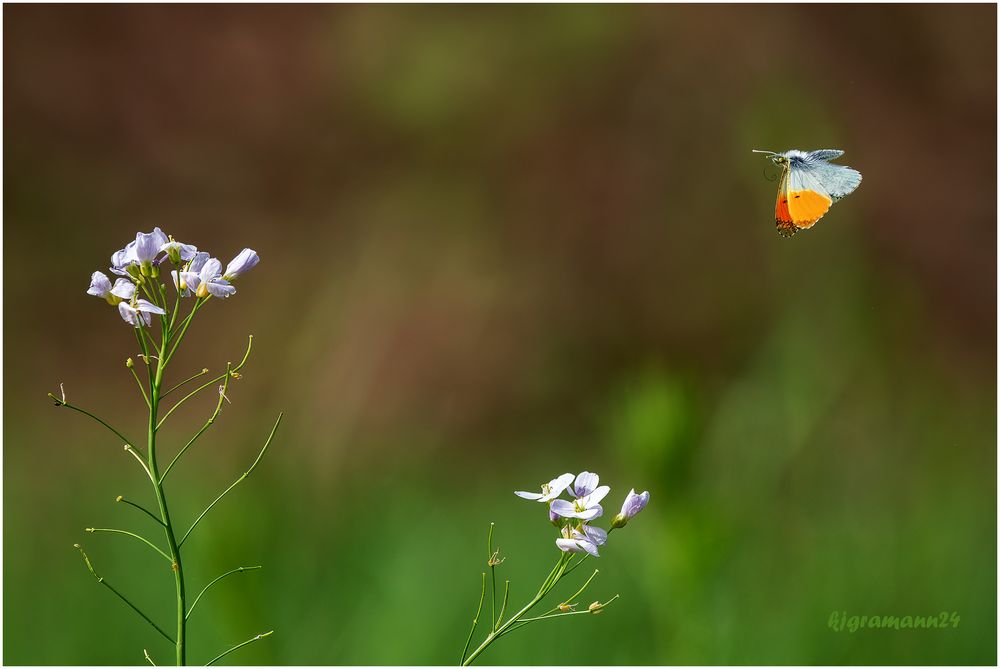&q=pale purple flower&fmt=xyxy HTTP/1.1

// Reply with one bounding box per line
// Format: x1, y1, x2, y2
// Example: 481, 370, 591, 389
556, 524, 608, 557
550, 472, 610, 521
160, 239, 198, 264
611, 489, 650, 529
118, 299, 166, 327
186, 257, 236, 299
515, 473, 574, 503
223, 248, 260, 281
127, 227, 169, 265
110, 245, 135, 276
87, 272, 135, 305
174, 252, 209, 296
